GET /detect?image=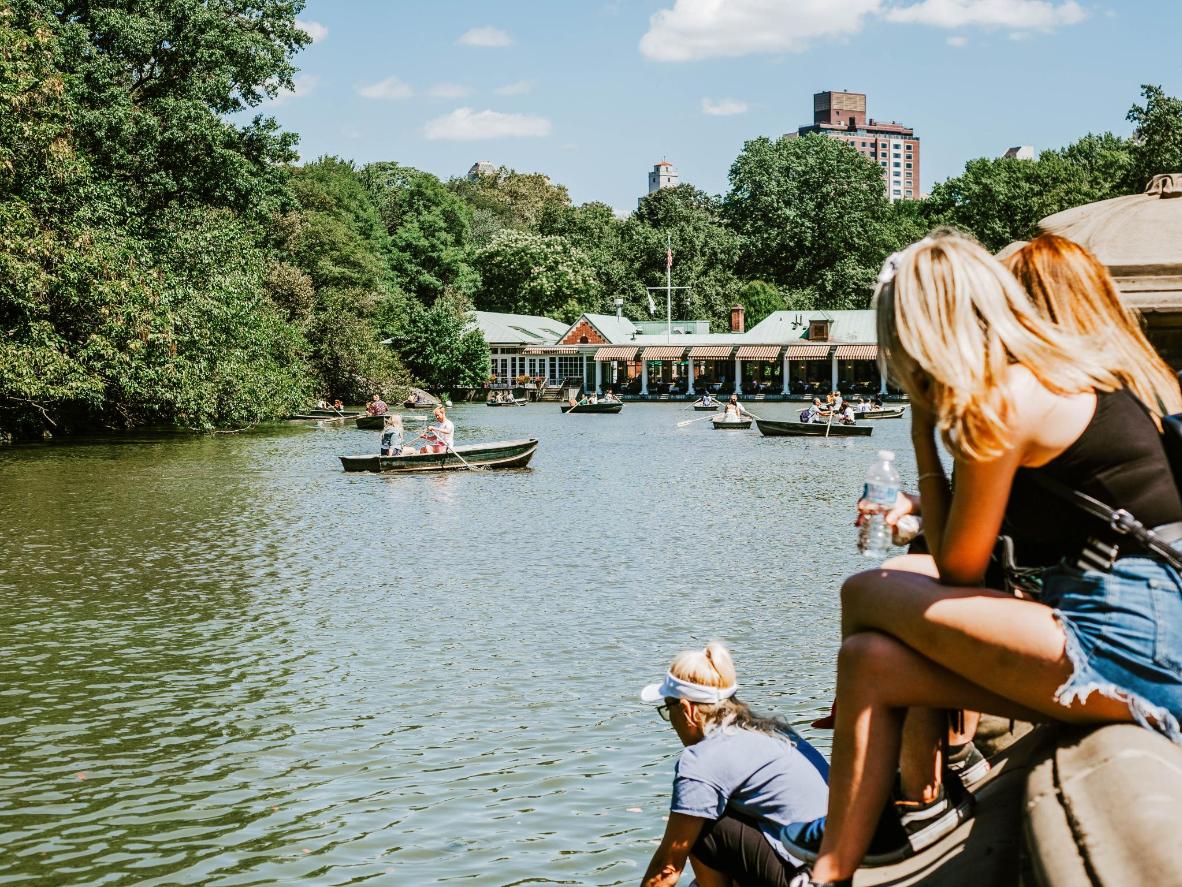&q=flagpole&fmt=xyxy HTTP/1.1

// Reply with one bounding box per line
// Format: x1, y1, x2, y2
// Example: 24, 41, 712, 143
666, 233, 672, 343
